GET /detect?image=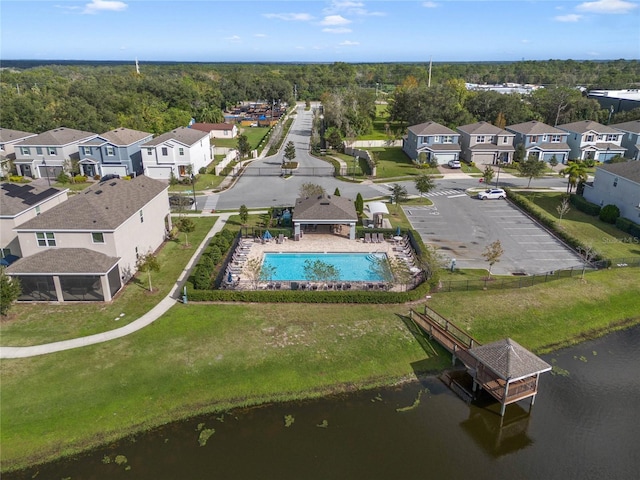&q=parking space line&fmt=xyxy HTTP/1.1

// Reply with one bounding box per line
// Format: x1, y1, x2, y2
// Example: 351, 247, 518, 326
518, 242, 558, 244
503, 227, 539, 230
